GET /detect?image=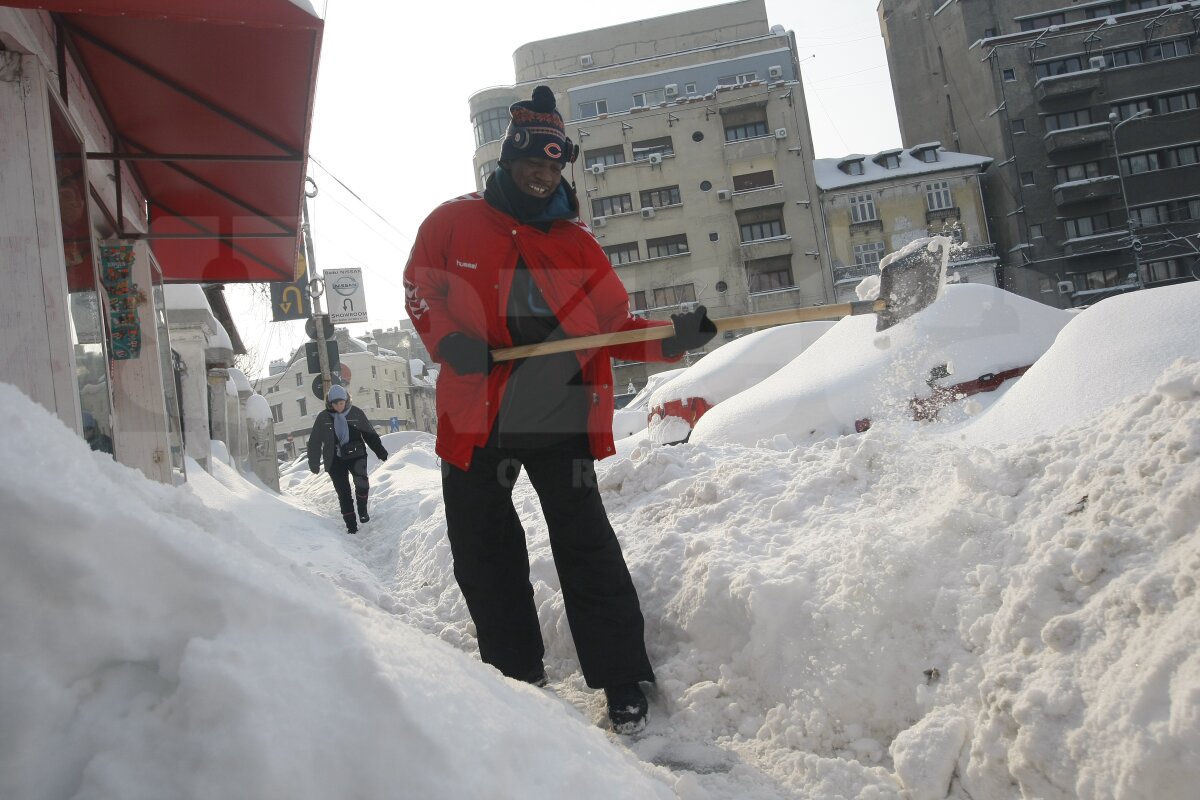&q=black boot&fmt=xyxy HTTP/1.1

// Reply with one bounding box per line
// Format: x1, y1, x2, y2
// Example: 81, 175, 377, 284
343, 512, 357, 534
359, 511, 370, 524
605, 683, 648, 734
